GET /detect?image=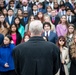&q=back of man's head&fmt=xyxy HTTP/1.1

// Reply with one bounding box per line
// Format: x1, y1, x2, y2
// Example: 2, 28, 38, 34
29, 20, 43, 36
